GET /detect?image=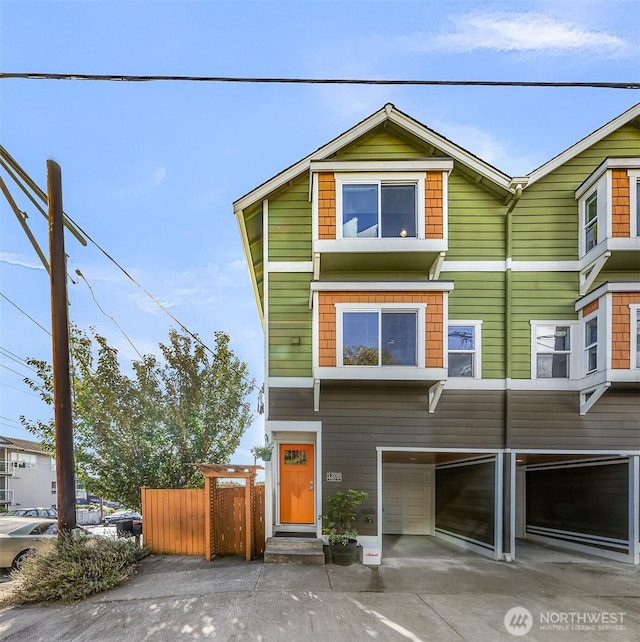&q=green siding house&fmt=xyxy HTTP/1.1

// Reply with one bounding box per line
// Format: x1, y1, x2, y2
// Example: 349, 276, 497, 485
234, 104, 640, 565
